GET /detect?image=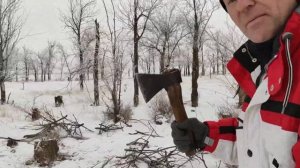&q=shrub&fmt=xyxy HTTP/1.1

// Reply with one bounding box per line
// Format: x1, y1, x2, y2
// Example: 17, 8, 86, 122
216, 104, 239, 119
105, 104, 133, 123
149, 92, 173, 124
119, 104, 133, 123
